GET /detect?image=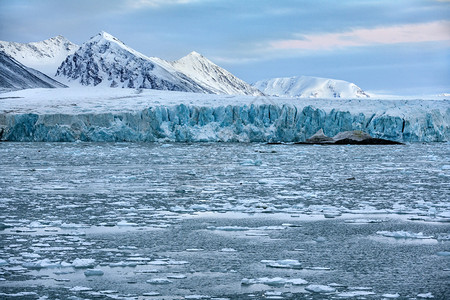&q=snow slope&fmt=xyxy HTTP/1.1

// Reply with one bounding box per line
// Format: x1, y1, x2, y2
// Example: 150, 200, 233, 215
253, 76, 369, 99
56, 32, 215, 93
0, 52, 67, 92
169, 51, 262, 96
0, 36, 78, 77
0, 88, 448, 142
